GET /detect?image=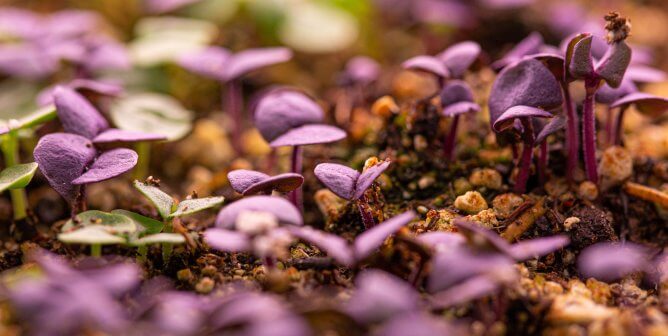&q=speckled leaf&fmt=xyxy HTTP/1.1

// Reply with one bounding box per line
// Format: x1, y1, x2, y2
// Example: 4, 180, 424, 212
535, 114, 567, 144
62, 210, 137, 234
314, 163, 359, 200
169, 196, 225, 218
53, 86, 109, 139
0, 162, 38, 192
133, 180, 175, 219
611, 93, 668, 118
111, 209, 164, 234
287, 226, 354, 266
58, 226, 127, 245
596, 42, 632, 88
221, 47, 293, 81
130, 233, 186, 246
442, 101, 480, 117
92, 128, 166, 145
353, 211, 416, 261
228, 169, 270, 194
215, 196, 302, 229
438, 41, 480, 78
204, 228, 251, 252
269, 124, 346, 147
254, 90, 325, 142
243, 173, 304, 196
493, 105, 553, 133
401, 55, 449, 78
72, 148, 138, 185
354, 160, 391, 200
566, 34, 594, 79
33, 133, 96, 203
